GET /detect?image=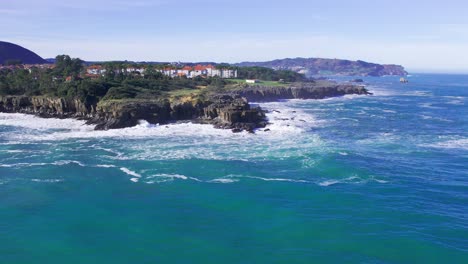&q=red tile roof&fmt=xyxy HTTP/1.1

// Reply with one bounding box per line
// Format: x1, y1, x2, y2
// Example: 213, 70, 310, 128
87, 65, 103, 69
194, 65, 206, 71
